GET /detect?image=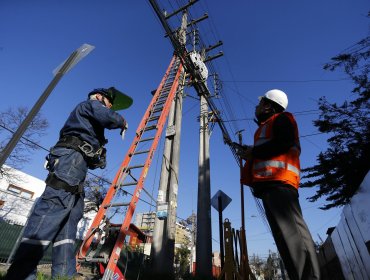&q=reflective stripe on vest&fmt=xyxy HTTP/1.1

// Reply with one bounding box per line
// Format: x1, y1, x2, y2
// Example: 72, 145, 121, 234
254, 160, 300, 176
251, 112, 301, 188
